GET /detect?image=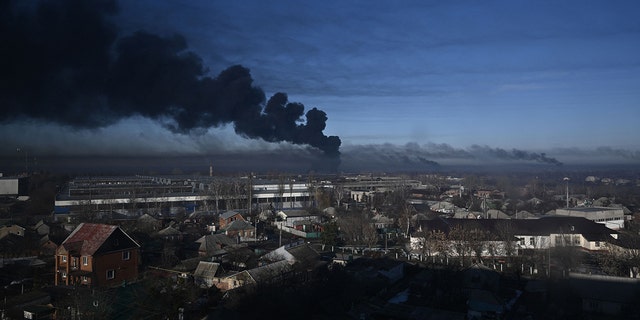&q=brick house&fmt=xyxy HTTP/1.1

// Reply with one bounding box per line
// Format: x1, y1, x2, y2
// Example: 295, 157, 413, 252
219, 211, 245, 229
55, 223, 140, 287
